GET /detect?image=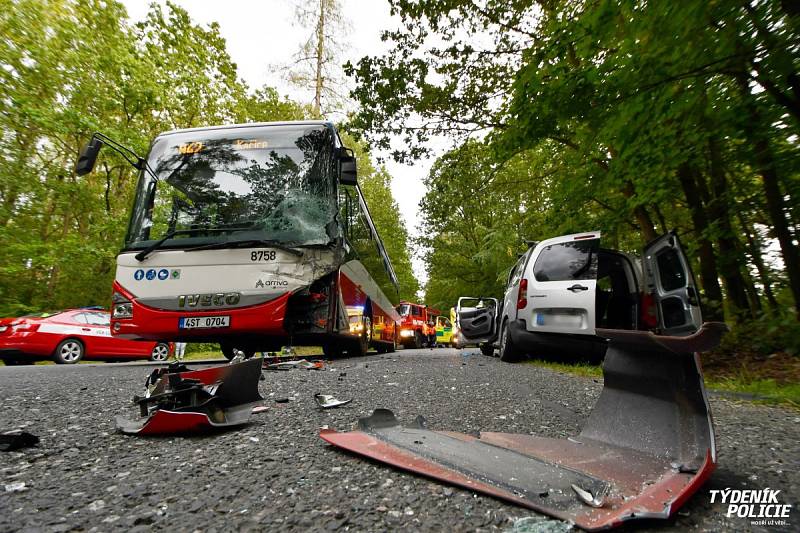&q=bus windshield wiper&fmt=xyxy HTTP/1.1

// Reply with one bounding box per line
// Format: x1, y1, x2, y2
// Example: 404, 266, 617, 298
183, 239, 304, 257
134, 228, 248, 262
